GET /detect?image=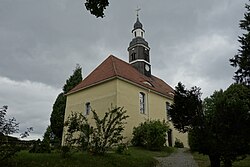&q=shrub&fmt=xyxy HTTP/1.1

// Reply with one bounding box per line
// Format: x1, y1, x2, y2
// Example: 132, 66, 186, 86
131, 120, 169, 151
174, 138, 184, 148
64, 105, 129, 155
0, 142, 19, 161
115, 143, 129, 154
29, 139, 51, 153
